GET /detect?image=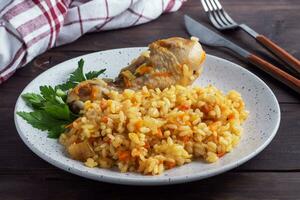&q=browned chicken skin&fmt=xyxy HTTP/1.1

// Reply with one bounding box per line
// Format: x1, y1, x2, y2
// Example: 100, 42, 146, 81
67, 37, 206, 112
115, 37, 205, 89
